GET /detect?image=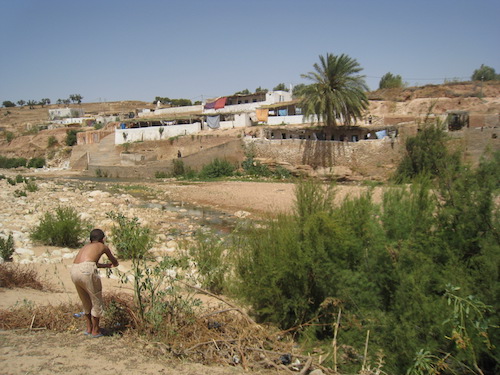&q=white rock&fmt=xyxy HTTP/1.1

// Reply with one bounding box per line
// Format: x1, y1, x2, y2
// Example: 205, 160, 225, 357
166, 240, 178, 249
19, 258, 32, 264
234, 210, 250, 218
15, 248, 35, 256
309, 370, 324, 375
63, 252, 76, 259
51, 250, 62, 257
59, 198, 69, 202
